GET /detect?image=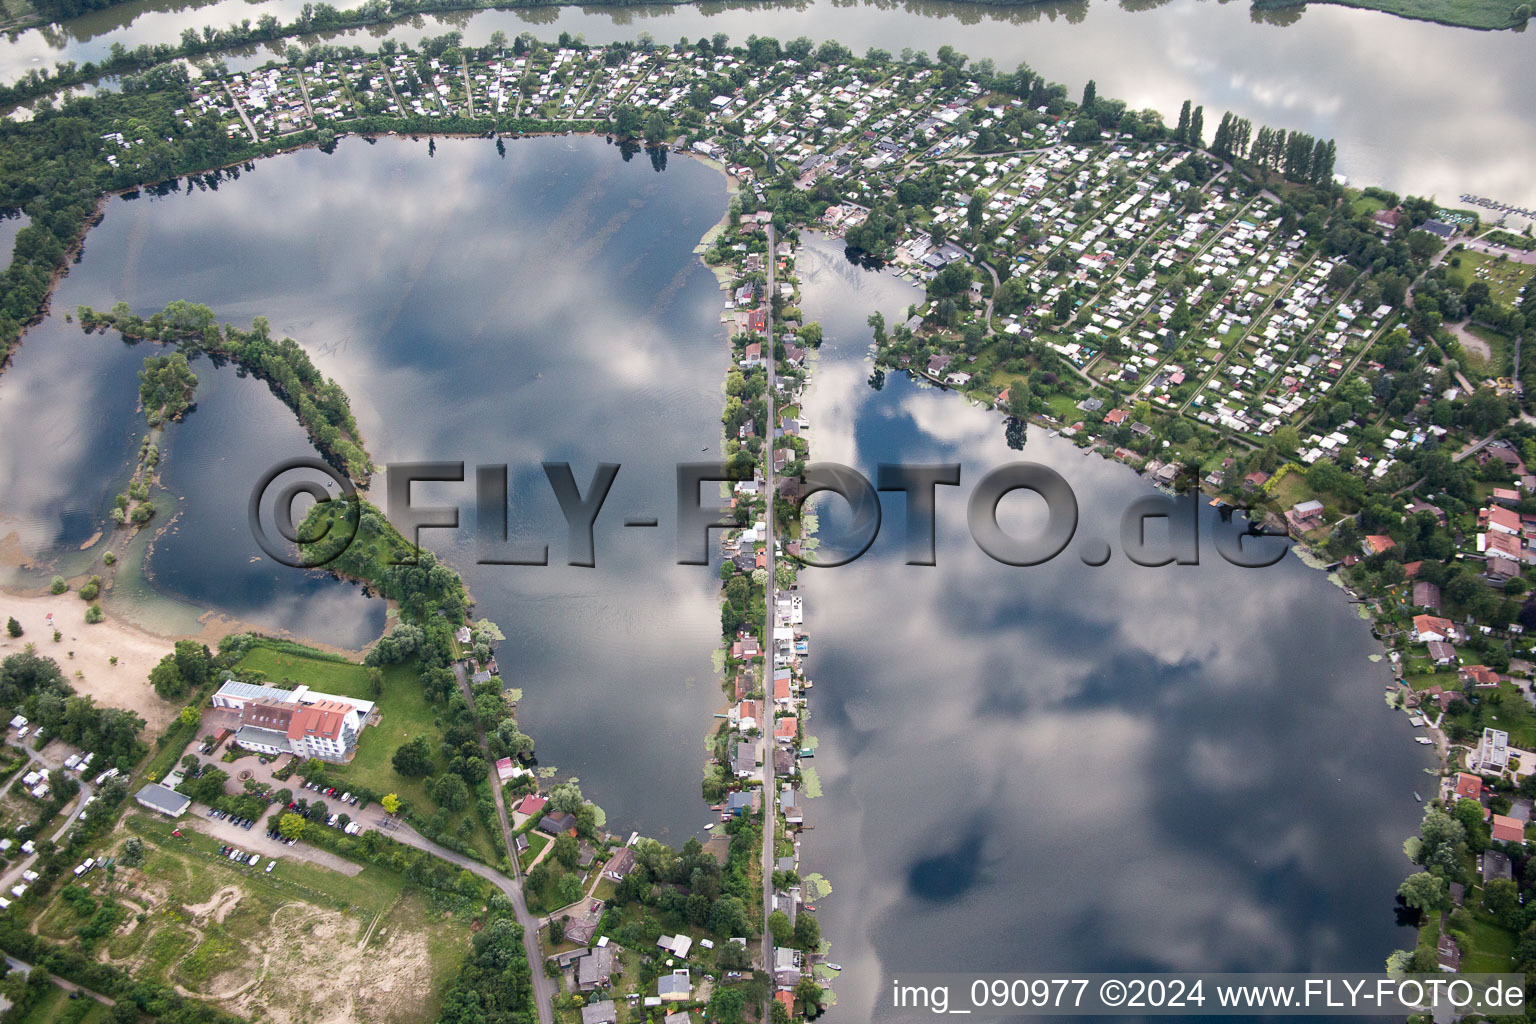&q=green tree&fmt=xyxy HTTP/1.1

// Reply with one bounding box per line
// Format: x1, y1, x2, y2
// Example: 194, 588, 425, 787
5, 617, 19, 638
120, 836, 145, 867
392, 736, 434, 777
279, 813, 307, 840
768, 909, 792, 944
1397, 871, 1445, 913
432, 773, 470, 812
793, 911, 820, 950
50, 576, 67, 595
149, 656, 187, 701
